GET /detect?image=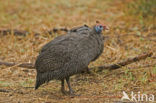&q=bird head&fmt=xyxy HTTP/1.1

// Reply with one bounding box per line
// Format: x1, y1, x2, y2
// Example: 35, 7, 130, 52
95, 21, 109, 33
